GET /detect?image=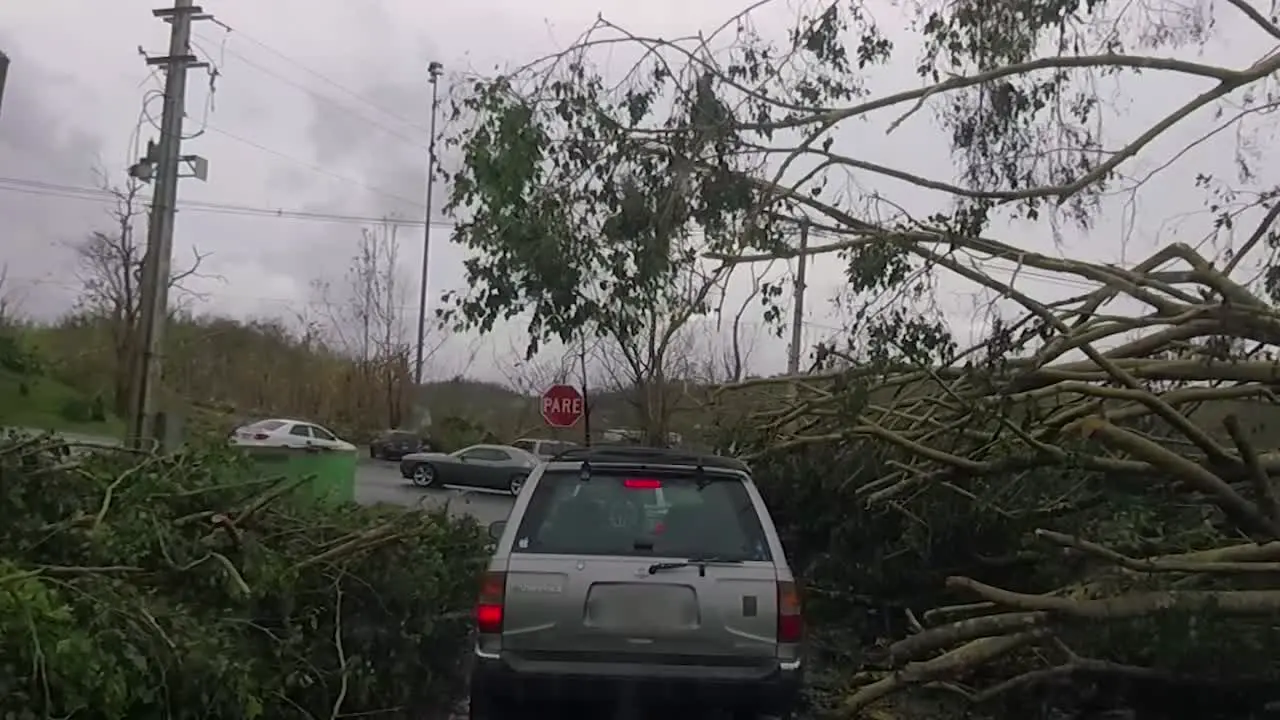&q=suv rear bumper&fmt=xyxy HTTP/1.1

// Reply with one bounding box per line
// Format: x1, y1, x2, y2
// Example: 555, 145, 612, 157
470, 648, 802, 712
